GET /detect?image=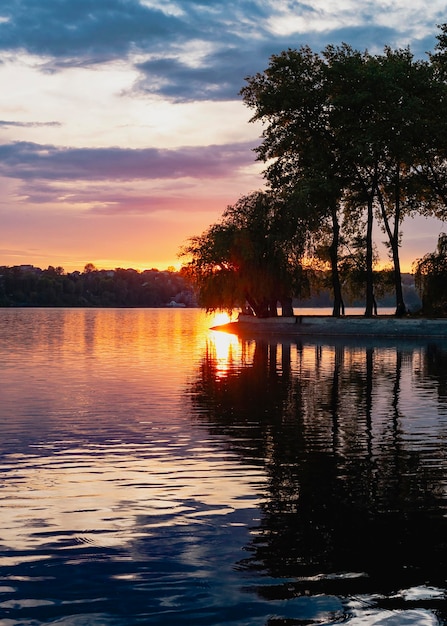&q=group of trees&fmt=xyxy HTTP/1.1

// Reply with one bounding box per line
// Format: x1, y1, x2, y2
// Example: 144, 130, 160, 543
182, 25, 447, 317
0, 265, 196, 308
